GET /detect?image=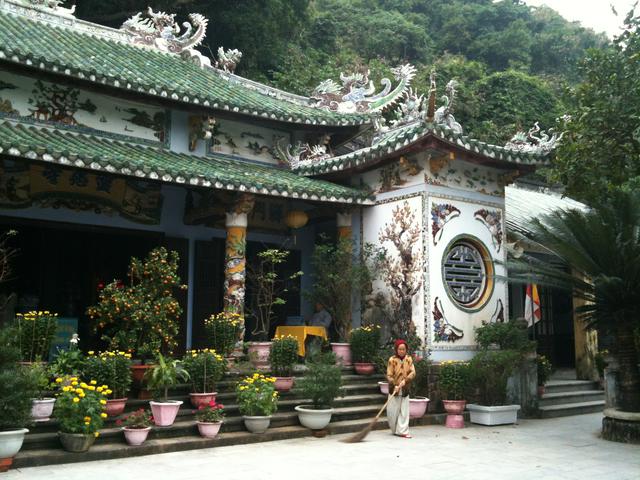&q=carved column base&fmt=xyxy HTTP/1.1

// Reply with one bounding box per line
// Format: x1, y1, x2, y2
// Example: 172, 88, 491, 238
602, 408, 640, 444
